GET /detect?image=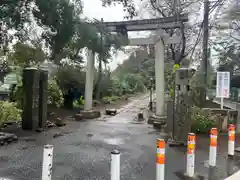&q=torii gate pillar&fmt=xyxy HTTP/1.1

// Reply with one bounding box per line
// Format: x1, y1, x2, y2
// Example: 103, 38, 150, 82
155, 39, 165, 116
82, 49, 101, 119
84, 49, 95, 111
129, 31, 181, 124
